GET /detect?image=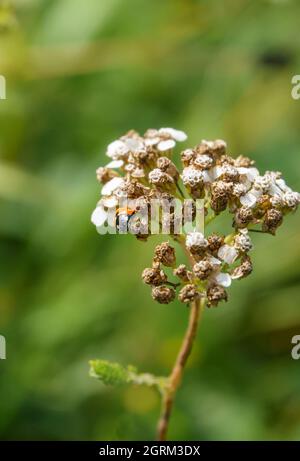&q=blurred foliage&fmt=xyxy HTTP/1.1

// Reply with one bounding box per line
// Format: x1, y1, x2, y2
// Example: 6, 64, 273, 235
0, 0, 300, 441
